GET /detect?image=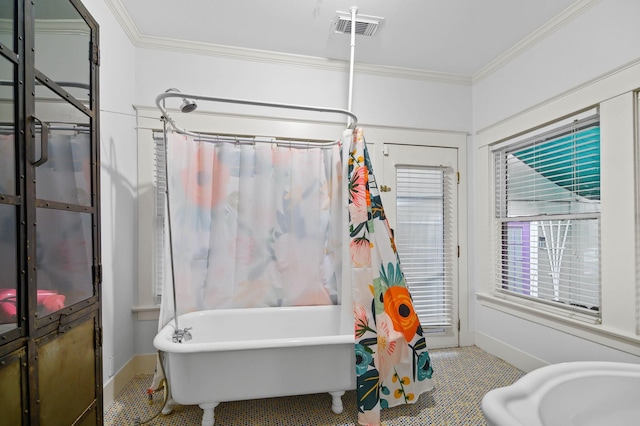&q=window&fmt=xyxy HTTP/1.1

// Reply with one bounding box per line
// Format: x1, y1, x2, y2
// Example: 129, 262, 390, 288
493, 113, 601, 318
